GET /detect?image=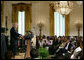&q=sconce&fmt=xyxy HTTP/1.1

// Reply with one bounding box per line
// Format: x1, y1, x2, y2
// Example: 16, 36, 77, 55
75, 21, 83, 37
37, 22, 44, 40
37, 22, 44, 29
